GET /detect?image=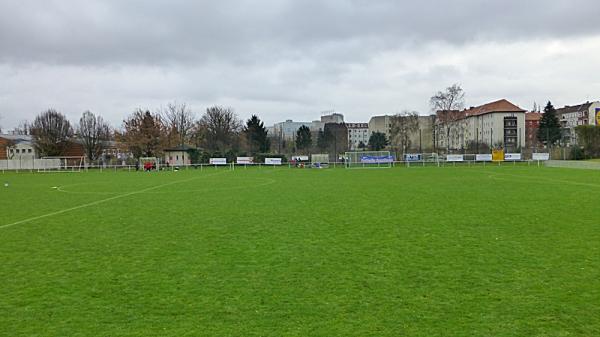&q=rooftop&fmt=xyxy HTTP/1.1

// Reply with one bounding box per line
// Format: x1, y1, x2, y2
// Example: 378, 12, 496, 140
464, 99, 526, 117
163, 145, 197, 152
556, 102, 595, 114
0, 134, 33, 143
526, 112, 542, 121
